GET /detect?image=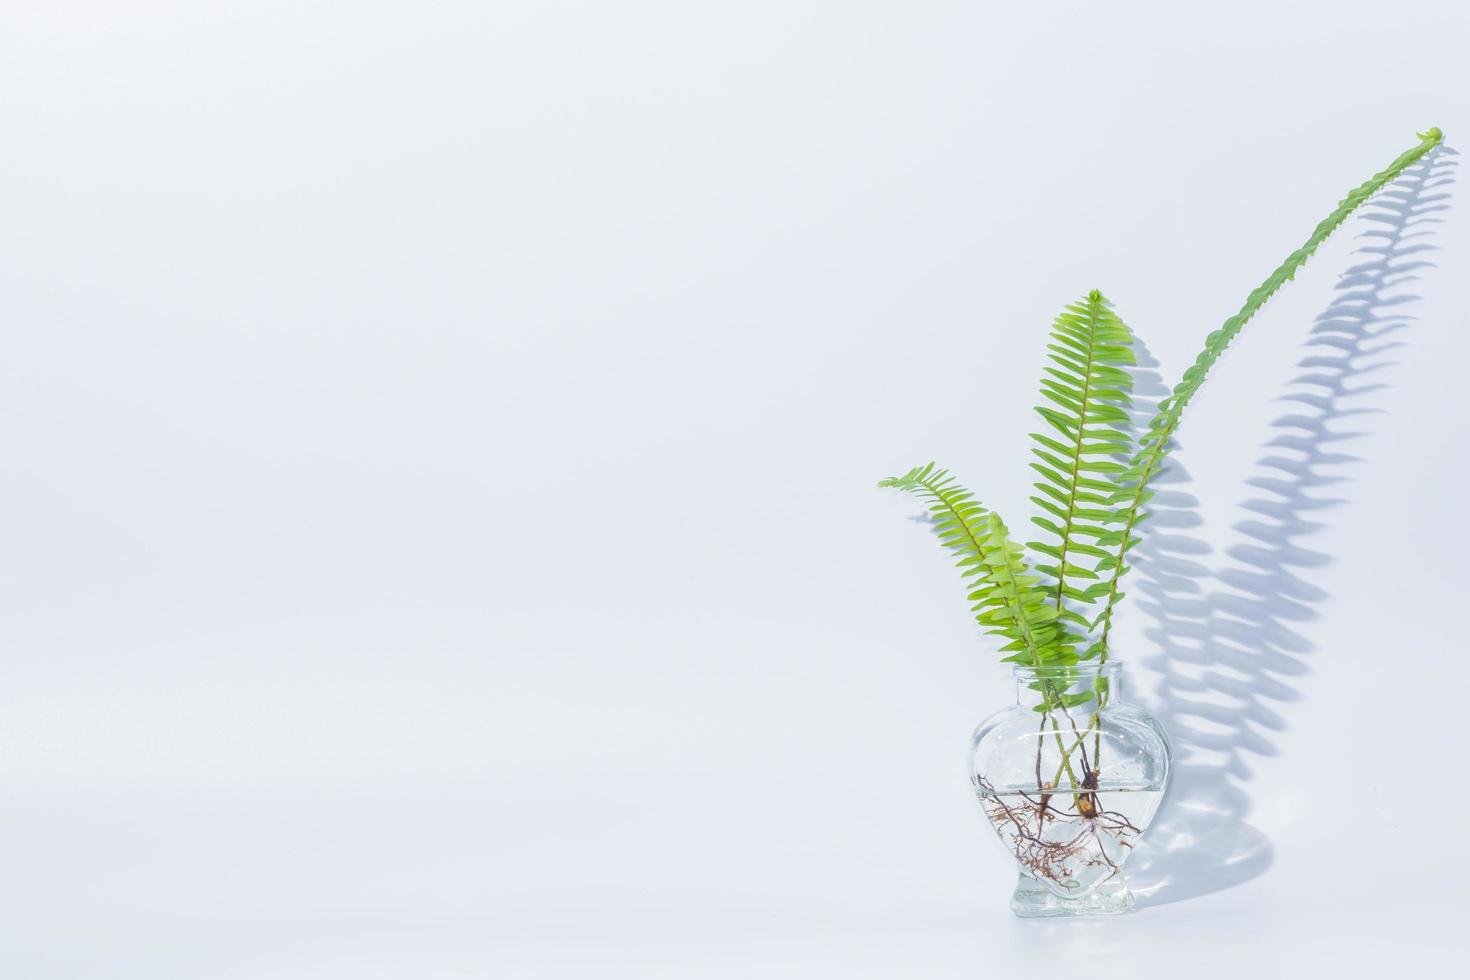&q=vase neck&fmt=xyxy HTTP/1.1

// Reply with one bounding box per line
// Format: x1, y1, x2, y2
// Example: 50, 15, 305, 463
1012, 664, 1121, 711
